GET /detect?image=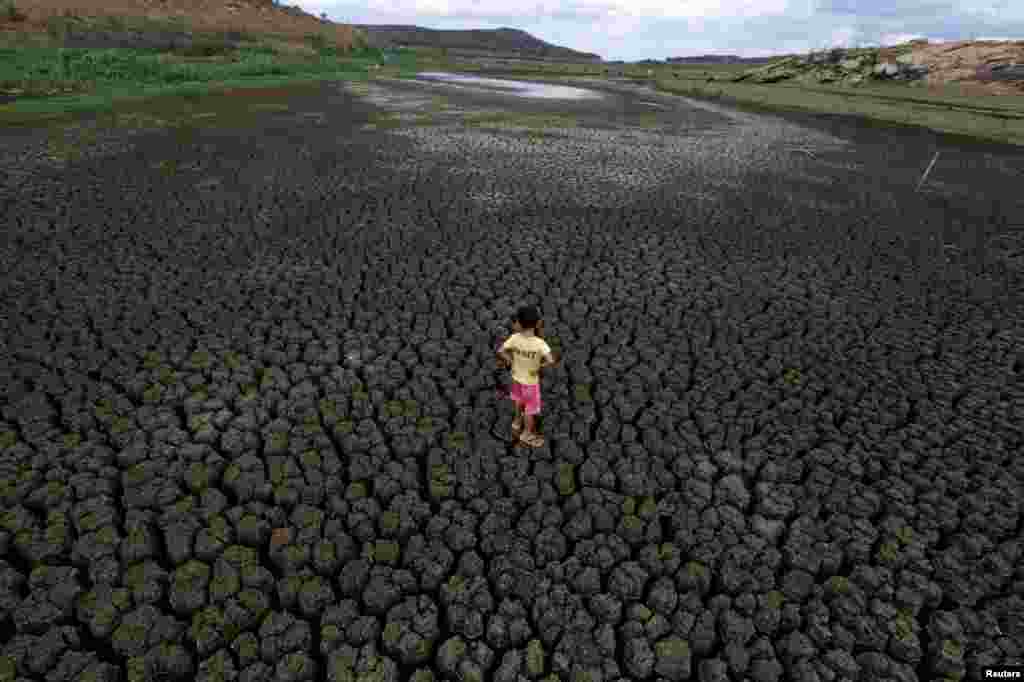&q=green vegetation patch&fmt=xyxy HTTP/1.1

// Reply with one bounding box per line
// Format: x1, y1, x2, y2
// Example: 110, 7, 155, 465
894, 608, 916, 641
383, 400, 405, 418
877, 540, 900, 564
382, 621, 403, 645
110, 415, 133, 433
686, 561, 706, 578
415, 416, 435, 434
574, 384, 593, 403
765, 590, 786, 609
430, 463, 452, 499
142, 384, 164, 403
347, 481, 368, 499
895, 525, 914, 546
526, 639, 545, 677
826, 575, 850, 595
655, 638, 690, 658
464, 110, 578, 130
318, 398, 338, 418
302, 414, 322, 435
446, 431, 468, 450
557, 463, 576, 496
380, 510, 401, 531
